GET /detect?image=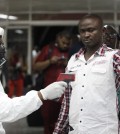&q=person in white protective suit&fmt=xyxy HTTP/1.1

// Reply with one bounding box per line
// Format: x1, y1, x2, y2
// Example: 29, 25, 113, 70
0, 27, 67, 134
